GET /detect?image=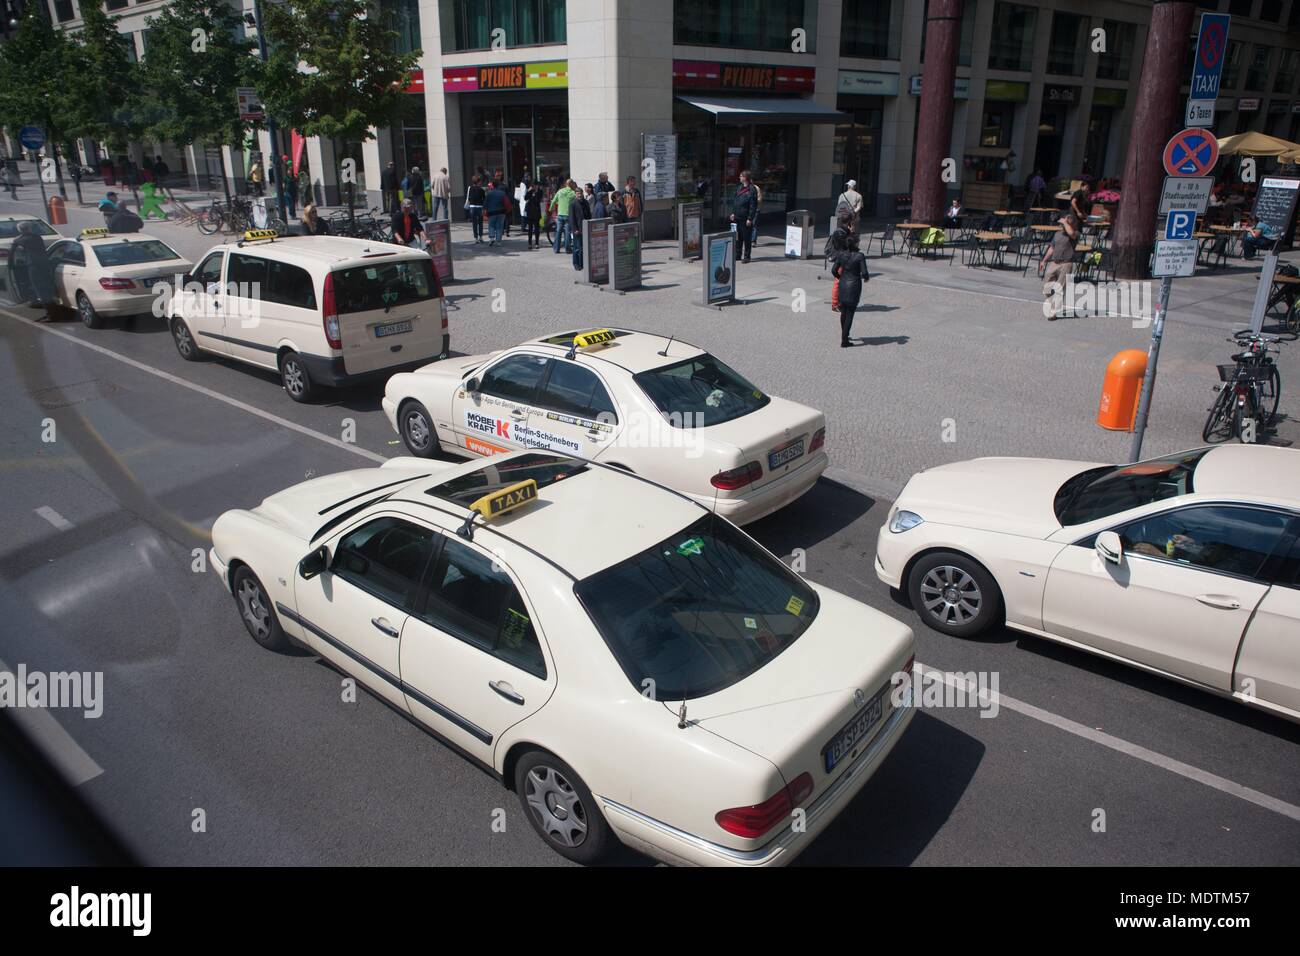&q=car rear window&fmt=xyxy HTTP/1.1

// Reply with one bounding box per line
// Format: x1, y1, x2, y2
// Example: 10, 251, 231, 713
633, 354, 771, 427
1055, 449, 1209, 526
332, 257, 438, 315
90, 240, 181, 267
0, 220, 56, 238
574, 515, 819, 699
427, 453, 587, 507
